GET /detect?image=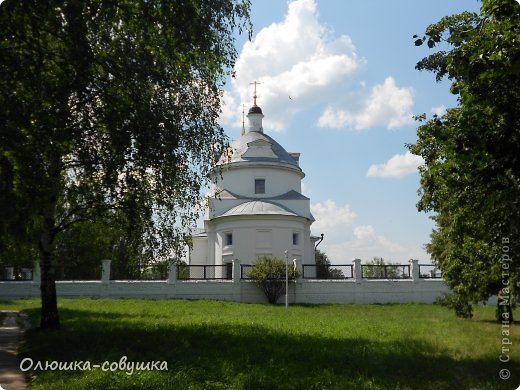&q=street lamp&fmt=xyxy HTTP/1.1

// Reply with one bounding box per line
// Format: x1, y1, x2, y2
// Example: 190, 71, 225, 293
285, 250, 289, 309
